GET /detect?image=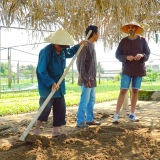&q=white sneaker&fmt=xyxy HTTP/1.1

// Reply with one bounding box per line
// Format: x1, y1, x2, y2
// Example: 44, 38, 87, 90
128, 113, 139, 121
112, 114, 119, 123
